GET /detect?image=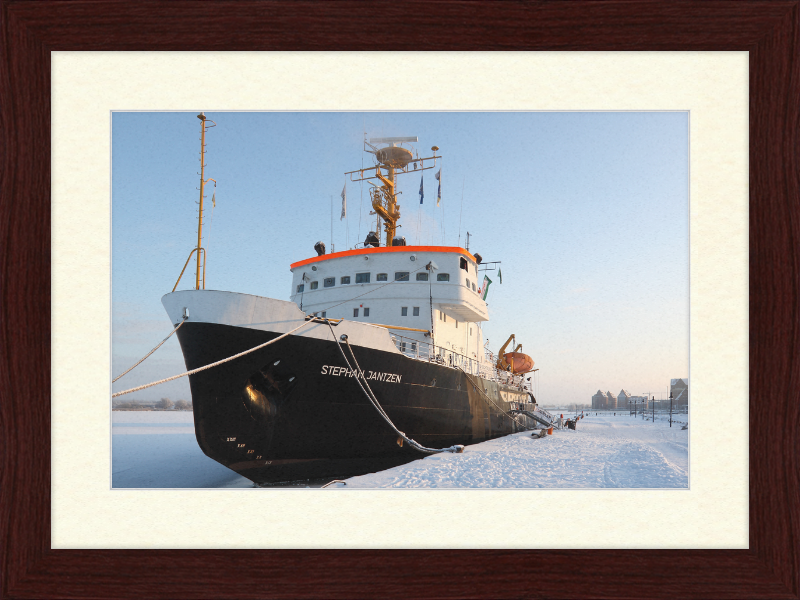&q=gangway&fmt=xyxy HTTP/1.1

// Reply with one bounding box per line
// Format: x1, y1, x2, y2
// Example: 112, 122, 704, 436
510, 408, 556, 429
